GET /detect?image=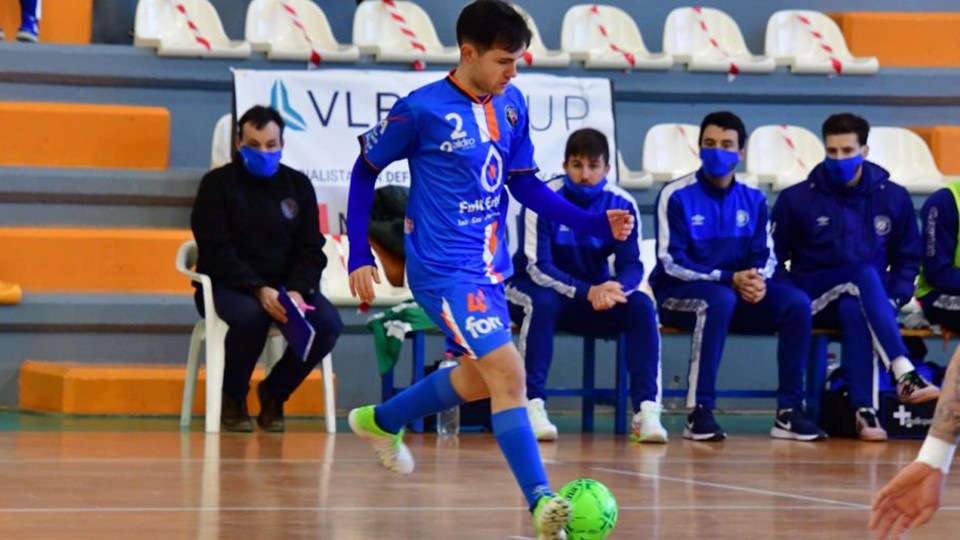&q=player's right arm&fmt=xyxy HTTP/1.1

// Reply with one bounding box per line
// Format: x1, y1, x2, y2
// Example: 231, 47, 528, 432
870, 344, 960, 539
347, 100, 419, 303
